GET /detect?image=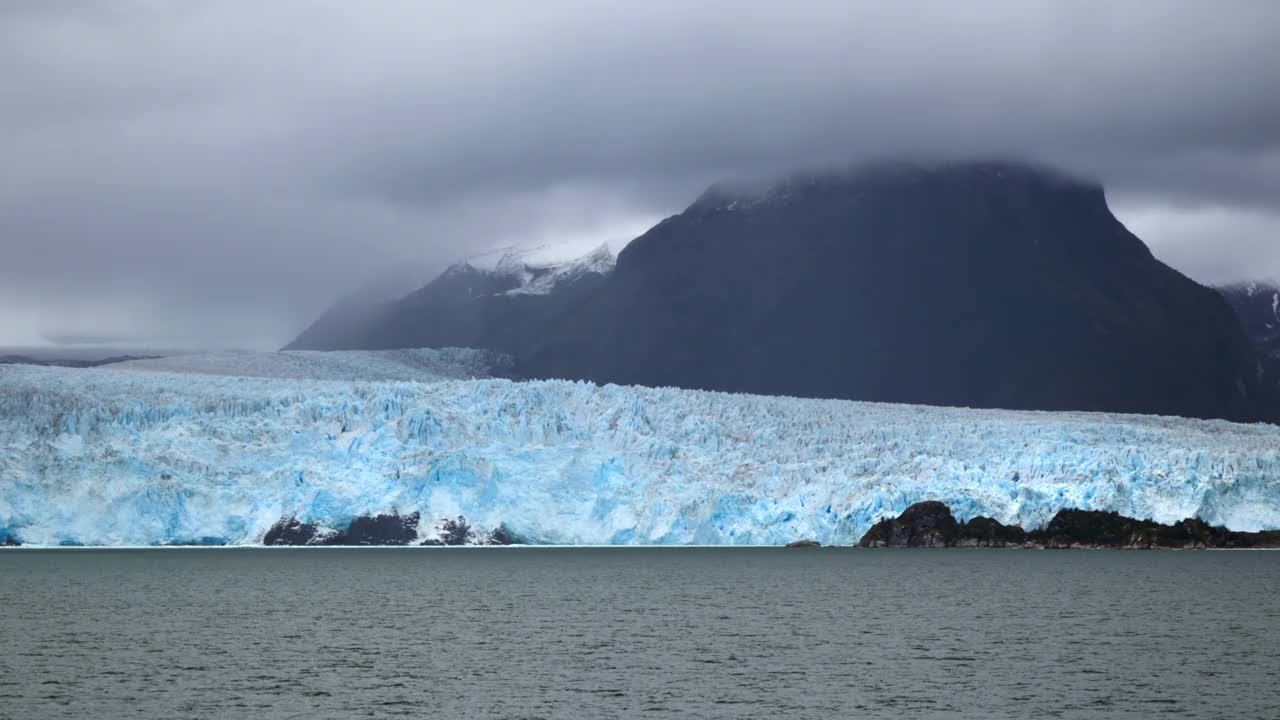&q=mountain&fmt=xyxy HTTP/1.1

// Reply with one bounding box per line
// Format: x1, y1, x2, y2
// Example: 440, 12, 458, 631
286, 245, 616, 354
523, 160, 1267, 421
1219, 281, 1280, 391
288, 159, 1271, 422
